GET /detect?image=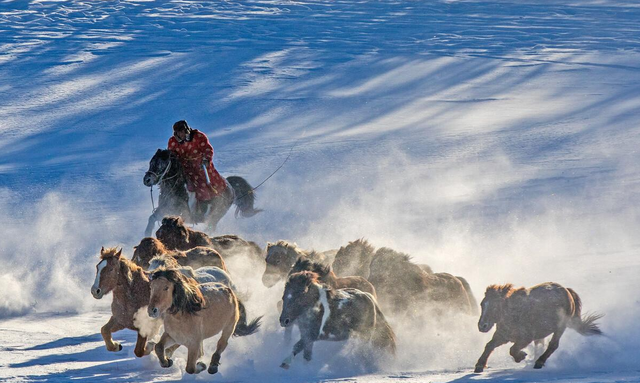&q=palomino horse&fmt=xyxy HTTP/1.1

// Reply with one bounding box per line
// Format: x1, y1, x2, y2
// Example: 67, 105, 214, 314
143, 149, 262, 236
132, 237, 226, 271
290, 257, 377, 298
148, 254, 238, 292
90, 247, 155, 357
148, 269, 262, 374
475, 282, 603, 372
279, 271, 395, 369
155, 216, 263, 263
262, 240, 336, 288
368, 247, 477, 315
